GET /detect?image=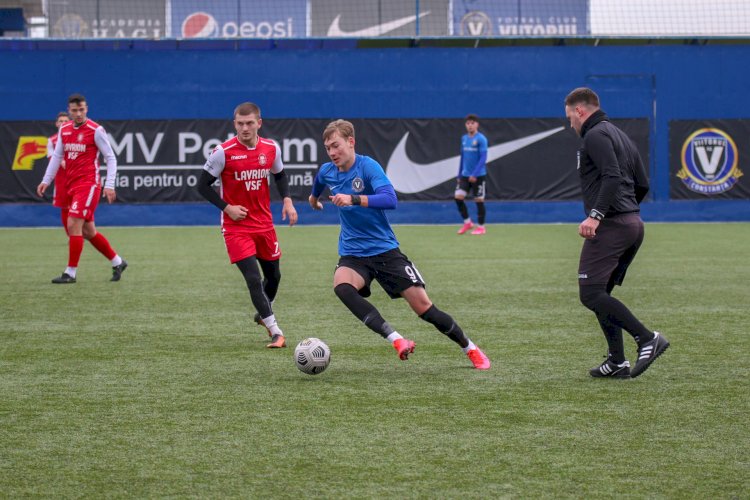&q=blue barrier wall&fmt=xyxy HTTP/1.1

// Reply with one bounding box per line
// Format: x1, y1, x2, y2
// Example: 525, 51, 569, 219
2, 41, 750, 222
